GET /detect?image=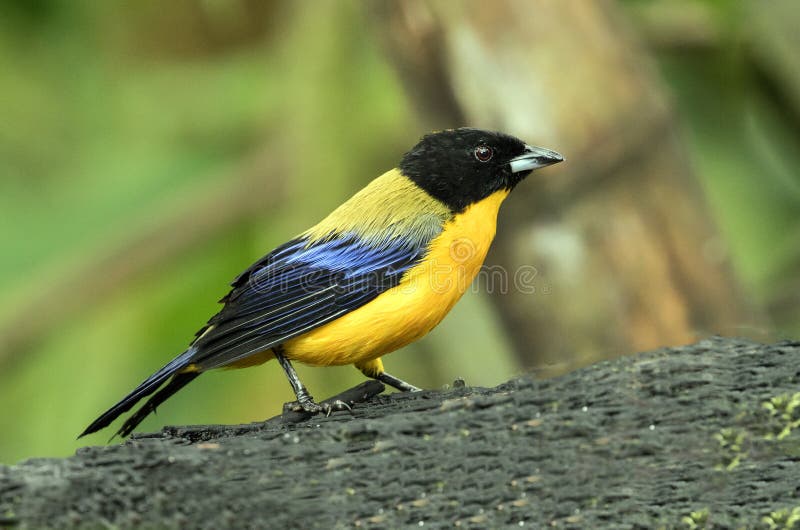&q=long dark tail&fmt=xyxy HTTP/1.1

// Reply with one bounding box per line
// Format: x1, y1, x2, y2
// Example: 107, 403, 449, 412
115, 371, 199, 438
79, 348, 198, 438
